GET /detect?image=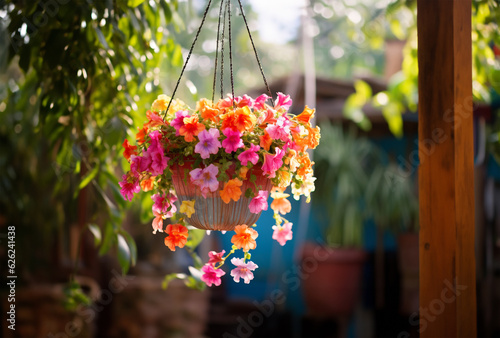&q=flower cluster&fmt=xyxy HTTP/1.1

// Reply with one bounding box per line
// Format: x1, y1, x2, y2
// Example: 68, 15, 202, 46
120, 93, 320, 287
